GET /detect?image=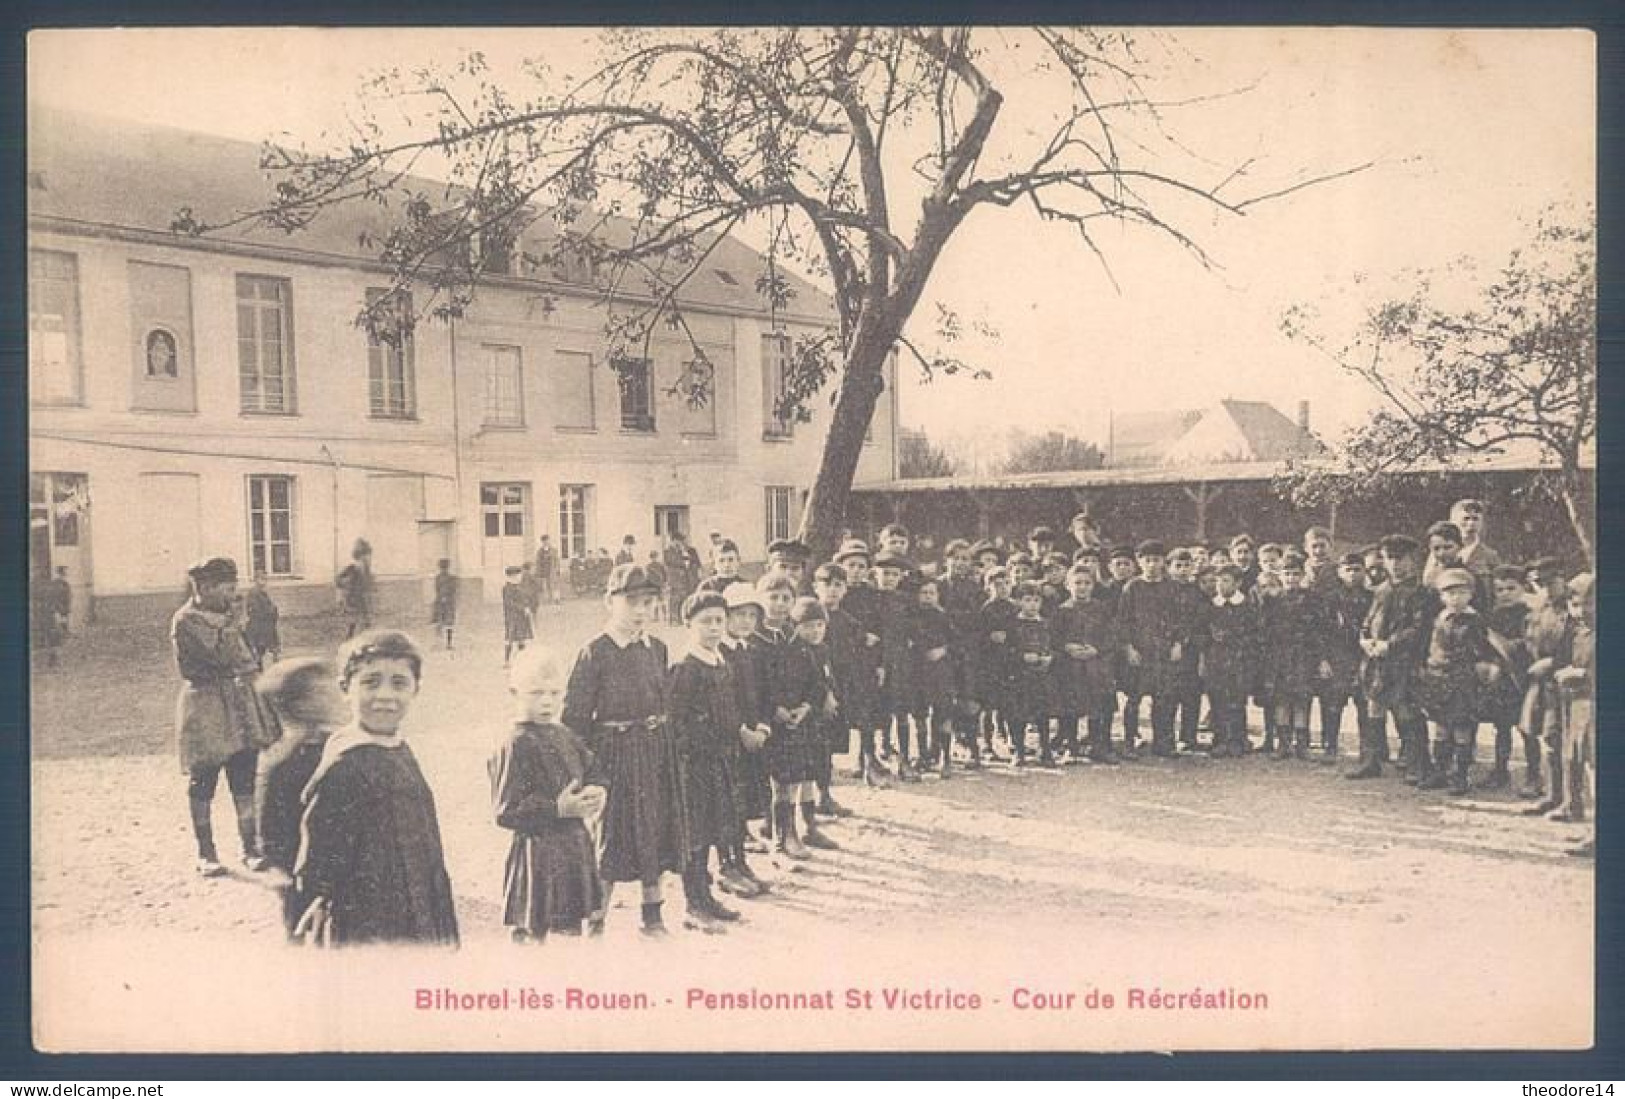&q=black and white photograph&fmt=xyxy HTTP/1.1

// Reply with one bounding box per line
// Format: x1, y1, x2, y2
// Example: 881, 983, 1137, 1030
25, 25, 1596, 1053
